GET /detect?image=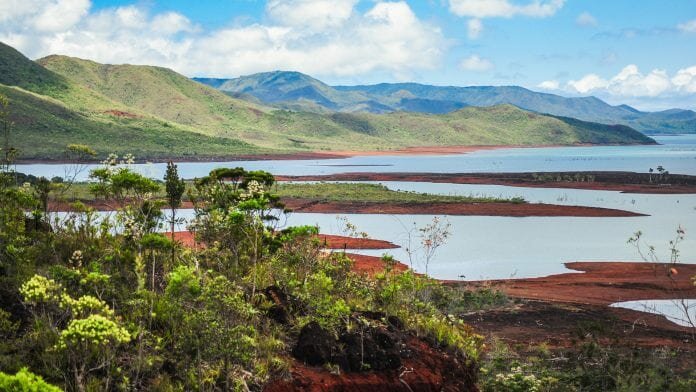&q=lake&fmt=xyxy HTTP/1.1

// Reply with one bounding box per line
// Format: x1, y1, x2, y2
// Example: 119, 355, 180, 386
14, 135, 696, 181
32, 134, 696, 280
